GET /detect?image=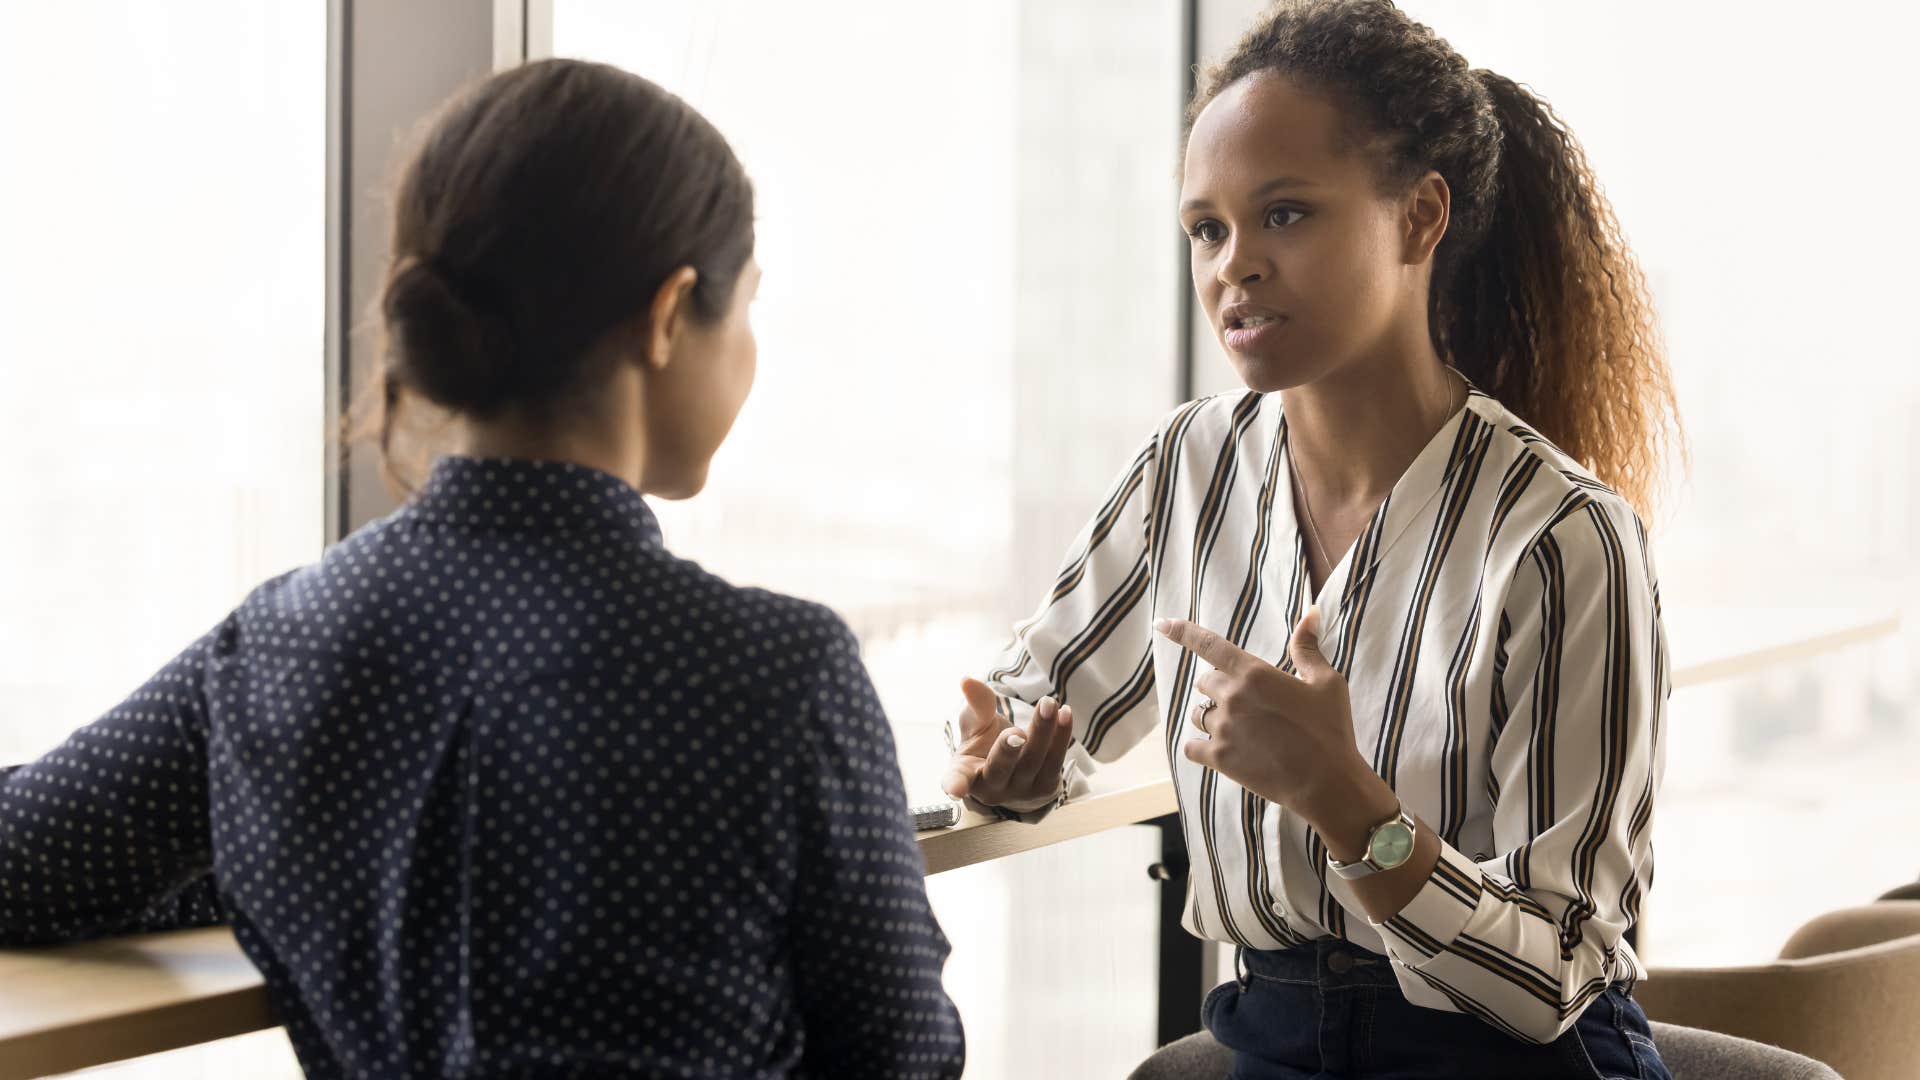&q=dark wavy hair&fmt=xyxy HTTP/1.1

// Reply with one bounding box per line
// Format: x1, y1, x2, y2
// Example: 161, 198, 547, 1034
1189, 0, 1681, 516
368, 58, 754, 485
